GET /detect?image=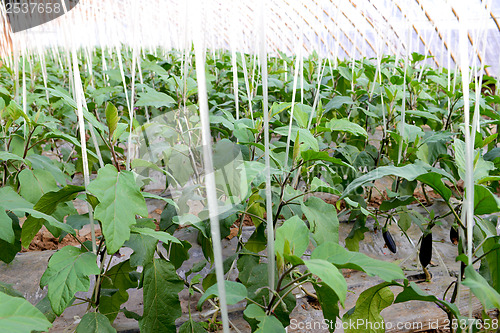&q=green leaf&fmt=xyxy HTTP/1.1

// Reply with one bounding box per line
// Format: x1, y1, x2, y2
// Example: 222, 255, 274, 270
305, 259, 347, 306
18, 184, 80, 247
202, 255, 237, 291
405, 109, 442, 123
314, 284, 340, 332
275, 216, 309, 259
325, 96, 354, 111
27, 155, 69, 185
136, 87, 176, 108
301, 197, 339, 245
0, 186, 33, 213
130, 226, 181, 245
239, 263, 295, 328
416, 143, 430, 164
18, 169, 58, 204
167, 145, 195, 186
178, 319, 207, 333
417, 173, 452, 201
34, 185, 85, 215
393, 282, 435, 304
87, 165, 148, 254
301, 150, 354, 169
341, 164, 430, 198
34, 296, 57, 323
243, 304, 286, 333
0, 151, 24, 163
311, 242, 404, 282
0, 281, 23, 298
197, 281, 248, 310
44, 130, 100, 161
76, 312, 116, 333
66, 214, 90, 230
454, 139, 495, 182
167, 240, 191, 270
4, 100, 29, 123
274, 126, 319, 151
140, 259, 183, 332
40, 246, 100, 315
379, 196, 416, 211
20, 216, 43, 249
105, 103, 119, 137
0, 292, 52, 333
397, 211, 412, 232
100, 260, 138, 322
462, 265, 500, 310
291, 103, 312, 128
474, 185, 500, 215
343, 283, 394, 333
328, 118, 368, 138
197, 232, 214, 263
237, 254, 260, 286
345, 217, 369, 251
142, 192, 178, 210
158, 201, 179, 233
18, 208, 76, 237
255, 316, 286, 332
482, 236, 500, 292
311, 177, 341, 195
124, 233, 157, 267
484, 147, 500, 163
293, 131, 301, 162
0, 213, 21, 263
394, 281, 460, 318
213, 139, 241, 170
239, 262, 267, 298
0, 208, 14, 244
46, 87, 104, 131
19, 206, 76, 248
